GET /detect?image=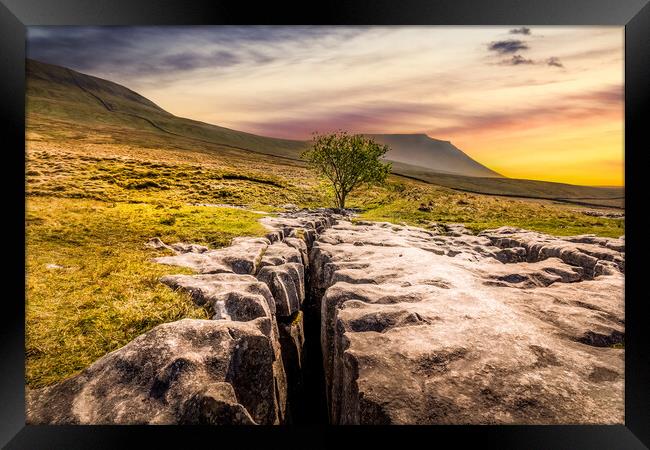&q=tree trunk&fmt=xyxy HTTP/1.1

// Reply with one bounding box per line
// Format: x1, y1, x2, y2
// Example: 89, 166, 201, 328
339, 192, 346, 209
